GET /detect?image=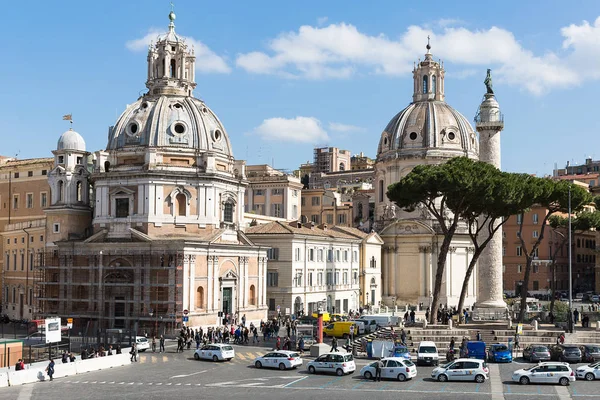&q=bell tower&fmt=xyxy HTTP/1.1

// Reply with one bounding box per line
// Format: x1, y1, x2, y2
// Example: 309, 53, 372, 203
146, 10, 197, 97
